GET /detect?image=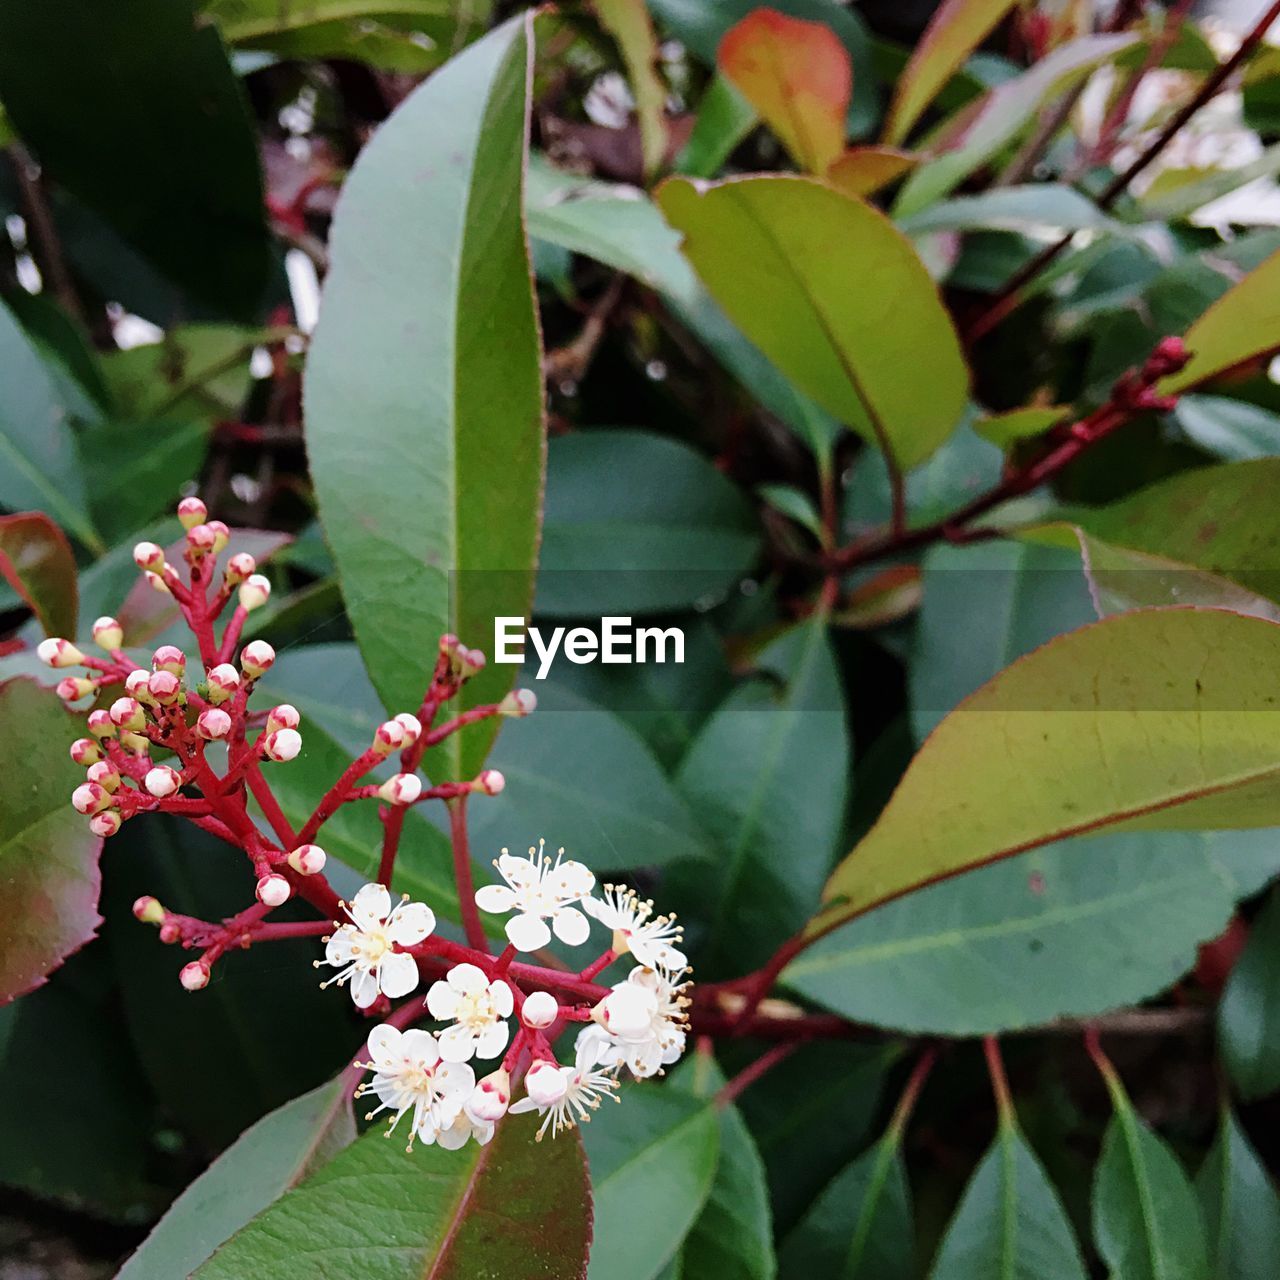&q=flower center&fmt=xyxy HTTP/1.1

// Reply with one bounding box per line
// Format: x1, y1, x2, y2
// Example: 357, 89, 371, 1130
456, 990, 495, 1030
356, 925, 391, 965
